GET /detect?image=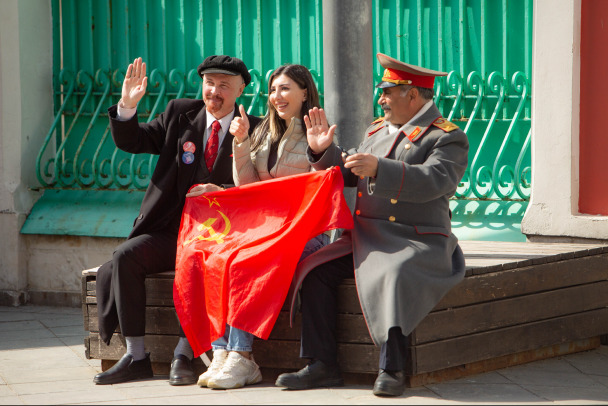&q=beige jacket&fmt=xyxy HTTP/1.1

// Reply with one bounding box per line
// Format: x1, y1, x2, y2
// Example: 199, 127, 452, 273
233, 118, 311, 186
